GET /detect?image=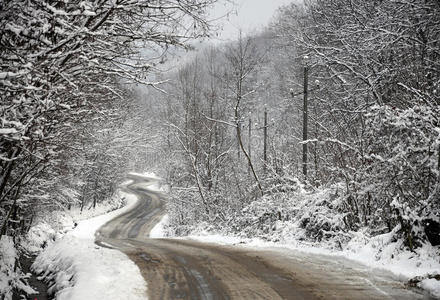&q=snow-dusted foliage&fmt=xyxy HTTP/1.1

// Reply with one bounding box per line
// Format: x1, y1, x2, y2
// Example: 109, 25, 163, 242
358, 105, 440, 249
0, 236, 36, 300
0, 190, 126, 298
235, 186, 350, 246
158, 0, 440, 267
163, 183, 440, 297
28, 190, 146, 300
268, 0, 440, 249
0, 0, 219, 237
1, 1, 220, 297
